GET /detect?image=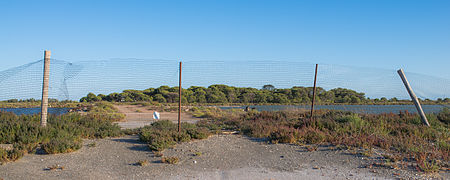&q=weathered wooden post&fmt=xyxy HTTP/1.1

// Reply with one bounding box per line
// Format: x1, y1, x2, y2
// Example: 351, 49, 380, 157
41, 50, 51, 127
178, 61, 182, 132
397, 69, 430, 126
310, 64, 318, 123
